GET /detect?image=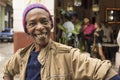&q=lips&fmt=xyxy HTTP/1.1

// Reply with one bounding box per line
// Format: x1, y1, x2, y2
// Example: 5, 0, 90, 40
37, 34, 46, 39
35, 32, 48, 40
